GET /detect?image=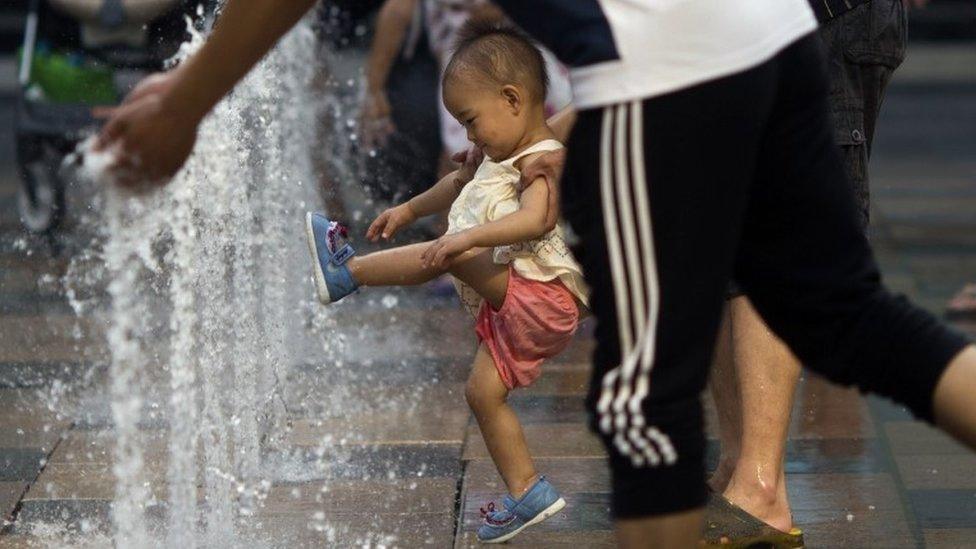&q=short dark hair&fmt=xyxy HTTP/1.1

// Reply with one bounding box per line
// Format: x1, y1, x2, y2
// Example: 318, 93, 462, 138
443, 18, 549, 102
